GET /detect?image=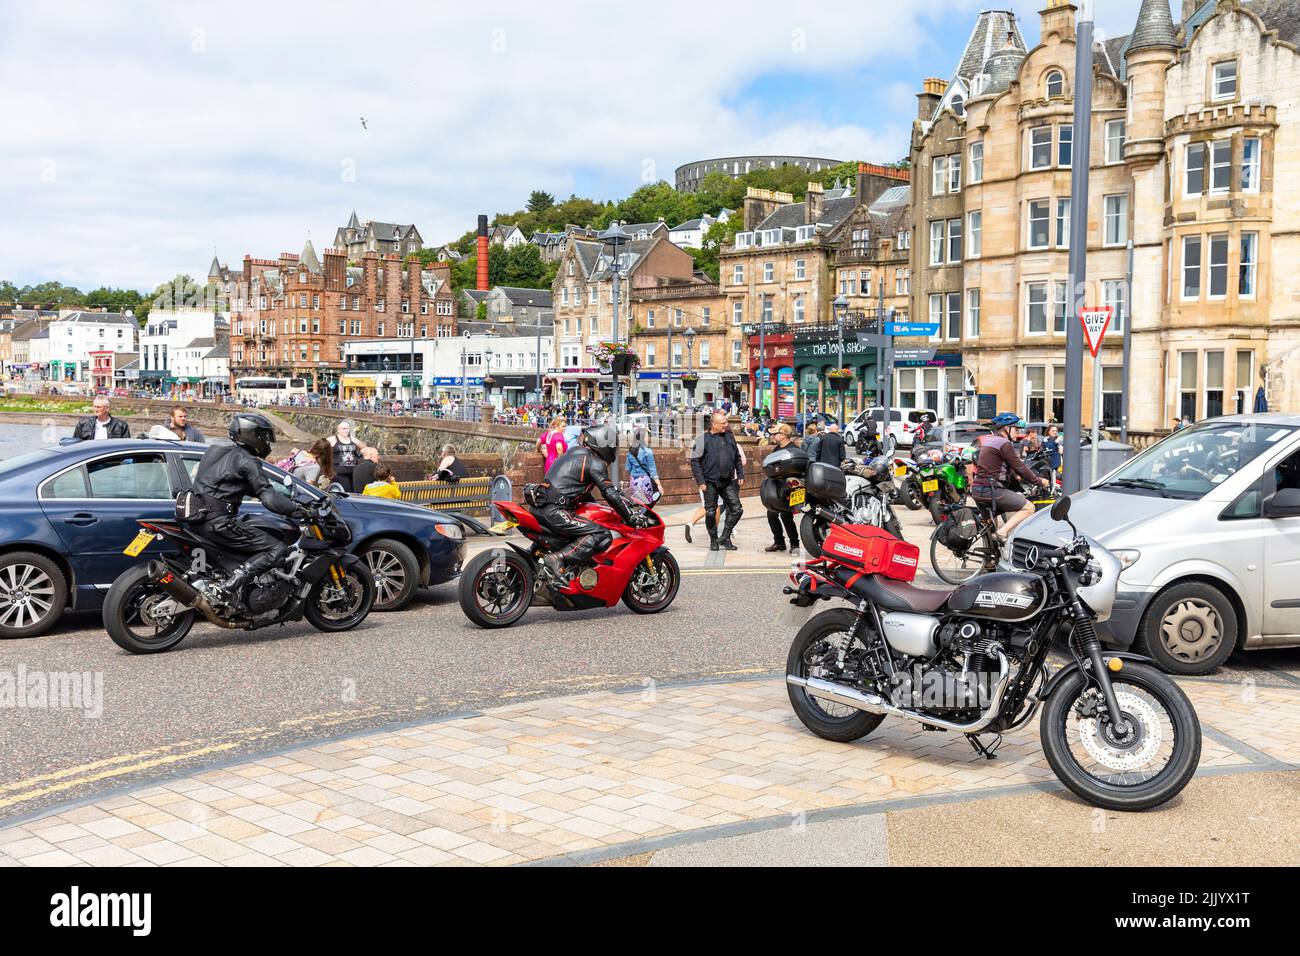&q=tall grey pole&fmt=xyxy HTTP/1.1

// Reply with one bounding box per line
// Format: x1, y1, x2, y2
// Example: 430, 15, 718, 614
1063, 1, 1094, 493
877, 278, 887, 446
1121, 239, 1134, 445
611, 263, 621, 482
758, 304, 765, 416
666, 324, 673, 408
461, 348, 467, 413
